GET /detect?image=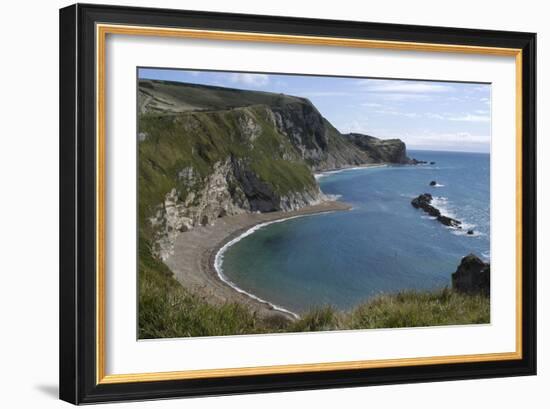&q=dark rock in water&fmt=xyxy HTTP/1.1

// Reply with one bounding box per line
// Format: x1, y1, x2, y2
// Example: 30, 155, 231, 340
430, 161, 436, 165
467, 229, 474, 235
429, 180, 437, 186
438, 215, 462, 228
409, 158, 428, 165
411, 193, 462, 228
411, 193, 439, 216
452, 254, 490, 295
